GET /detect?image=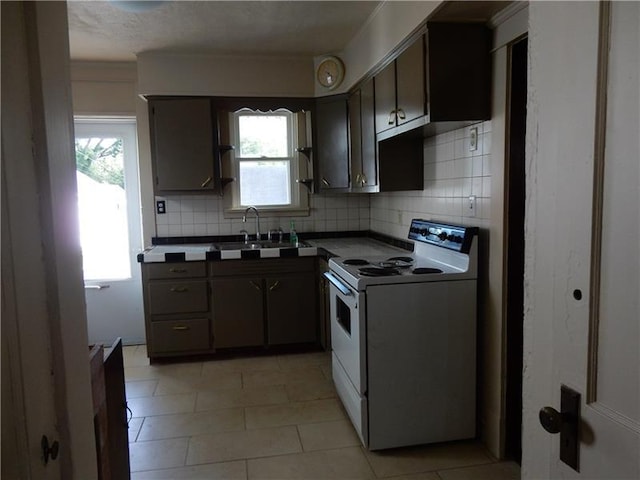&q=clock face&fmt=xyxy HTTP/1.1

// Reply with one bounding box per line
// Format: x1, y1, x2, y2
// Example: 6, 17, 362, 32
316, 56, 344, 90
